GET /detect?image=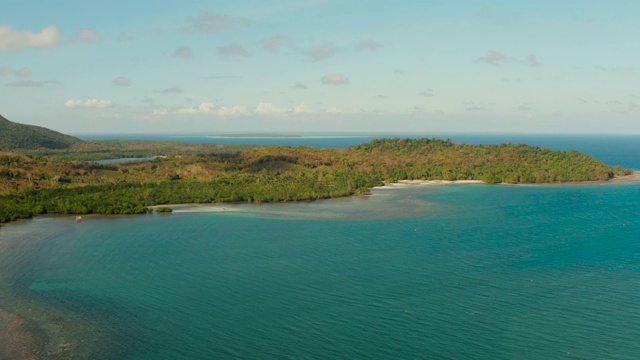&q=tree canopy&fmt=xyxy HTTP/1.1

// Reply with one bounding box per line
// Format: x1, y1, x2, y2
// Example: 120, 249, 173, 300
0, 138, 632, 224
